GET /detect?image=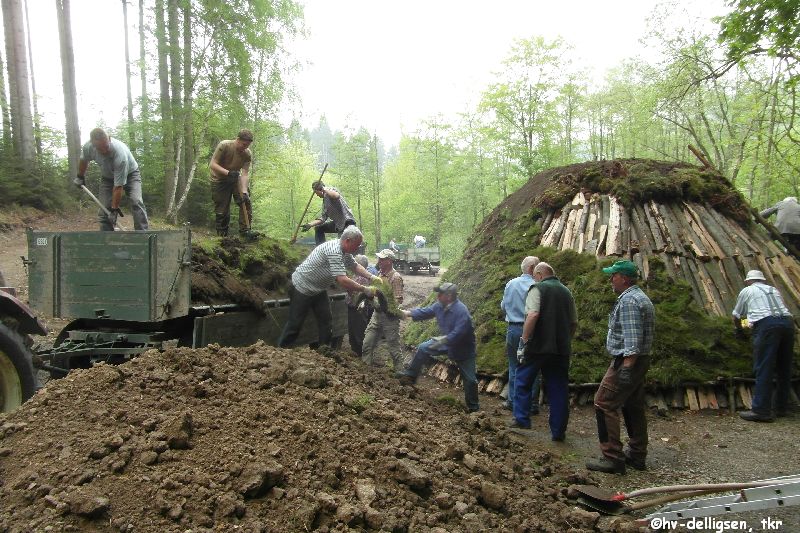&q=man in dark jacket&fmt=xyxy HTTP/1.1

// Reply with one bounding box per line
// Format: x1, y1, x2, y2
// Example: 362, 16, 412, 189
398, 282, 479, 412
509, 262, 577, 441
